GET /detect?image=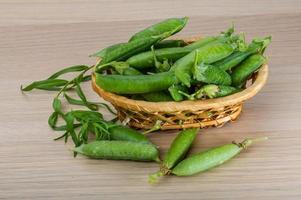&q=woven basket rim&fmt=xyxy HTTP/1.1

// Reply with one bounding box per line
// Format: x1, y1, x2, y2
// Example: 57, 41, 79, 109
92, 64, 268, 112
